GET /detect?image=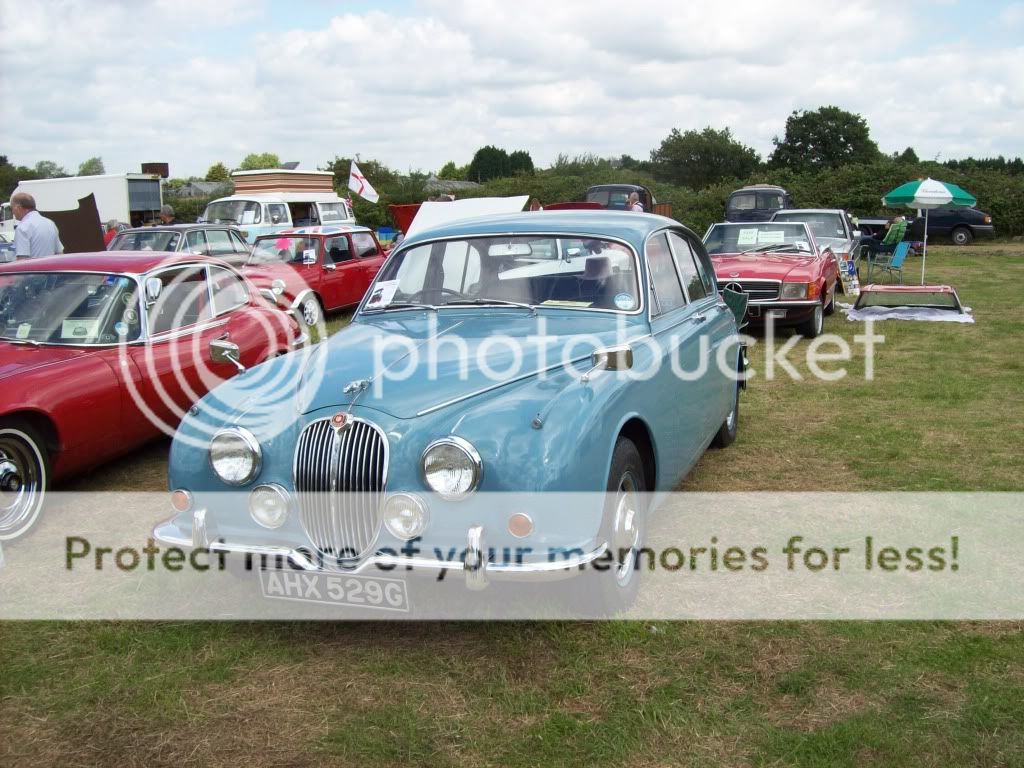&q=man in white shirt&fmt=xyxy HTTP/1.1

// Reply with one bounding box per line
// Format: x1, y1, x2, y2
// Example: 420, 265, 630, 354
10, 192, 64, 258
